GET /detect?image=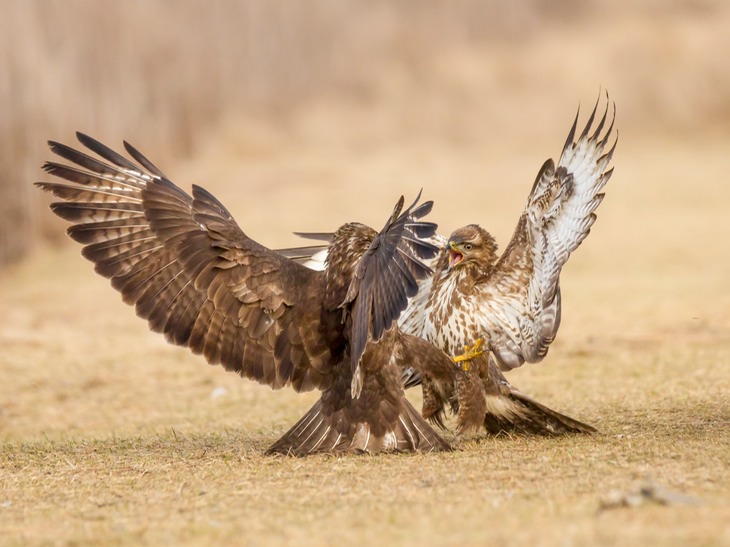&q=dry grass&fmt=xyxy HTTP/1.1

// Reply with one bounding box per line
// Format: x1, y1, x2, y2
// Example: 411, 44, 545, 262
2, 1, 730, 546
2, 115, 729, 545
